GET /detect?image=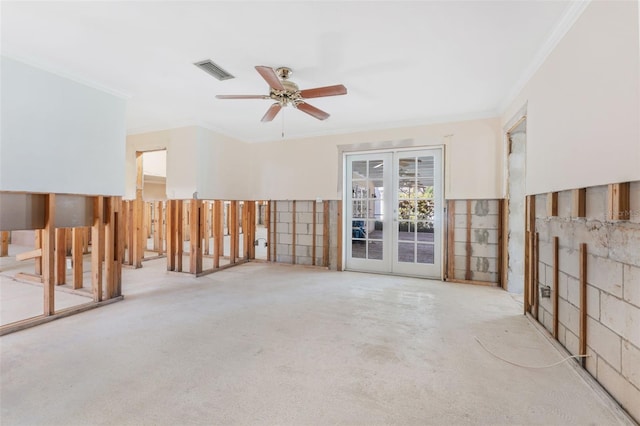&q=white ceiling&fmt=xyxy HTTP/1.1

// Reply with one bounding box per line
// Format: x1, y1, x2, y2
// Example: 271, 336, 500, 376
1, 1, 577, 143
